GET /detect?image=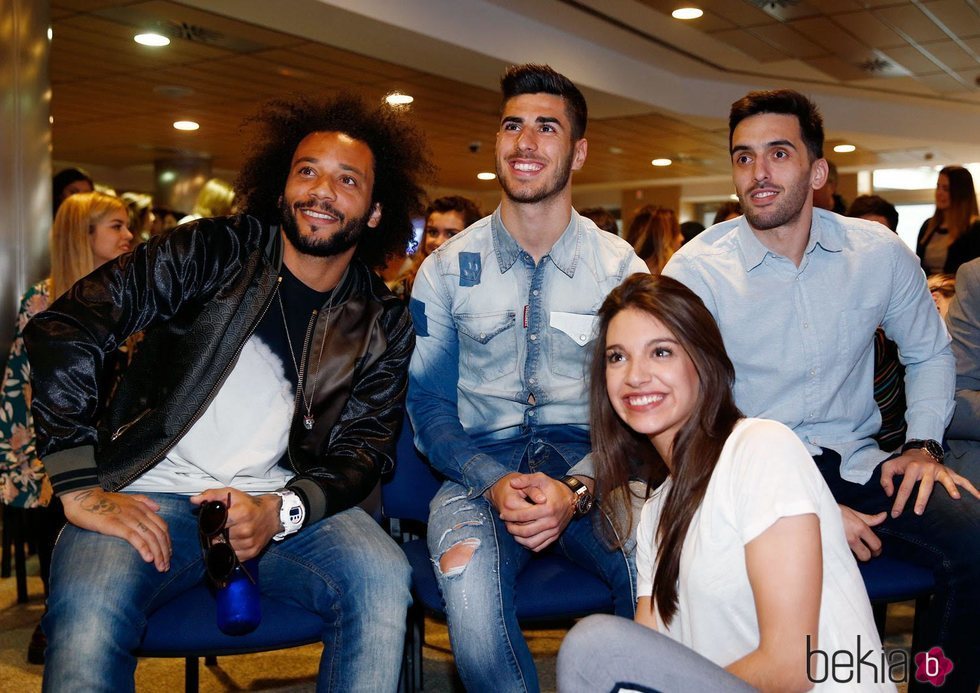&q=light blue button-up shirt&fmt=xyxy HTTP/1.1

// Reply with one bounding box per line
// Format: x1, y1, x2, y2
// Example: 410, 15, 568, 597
408, 208, 647, 496
664, 209, 954, 483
